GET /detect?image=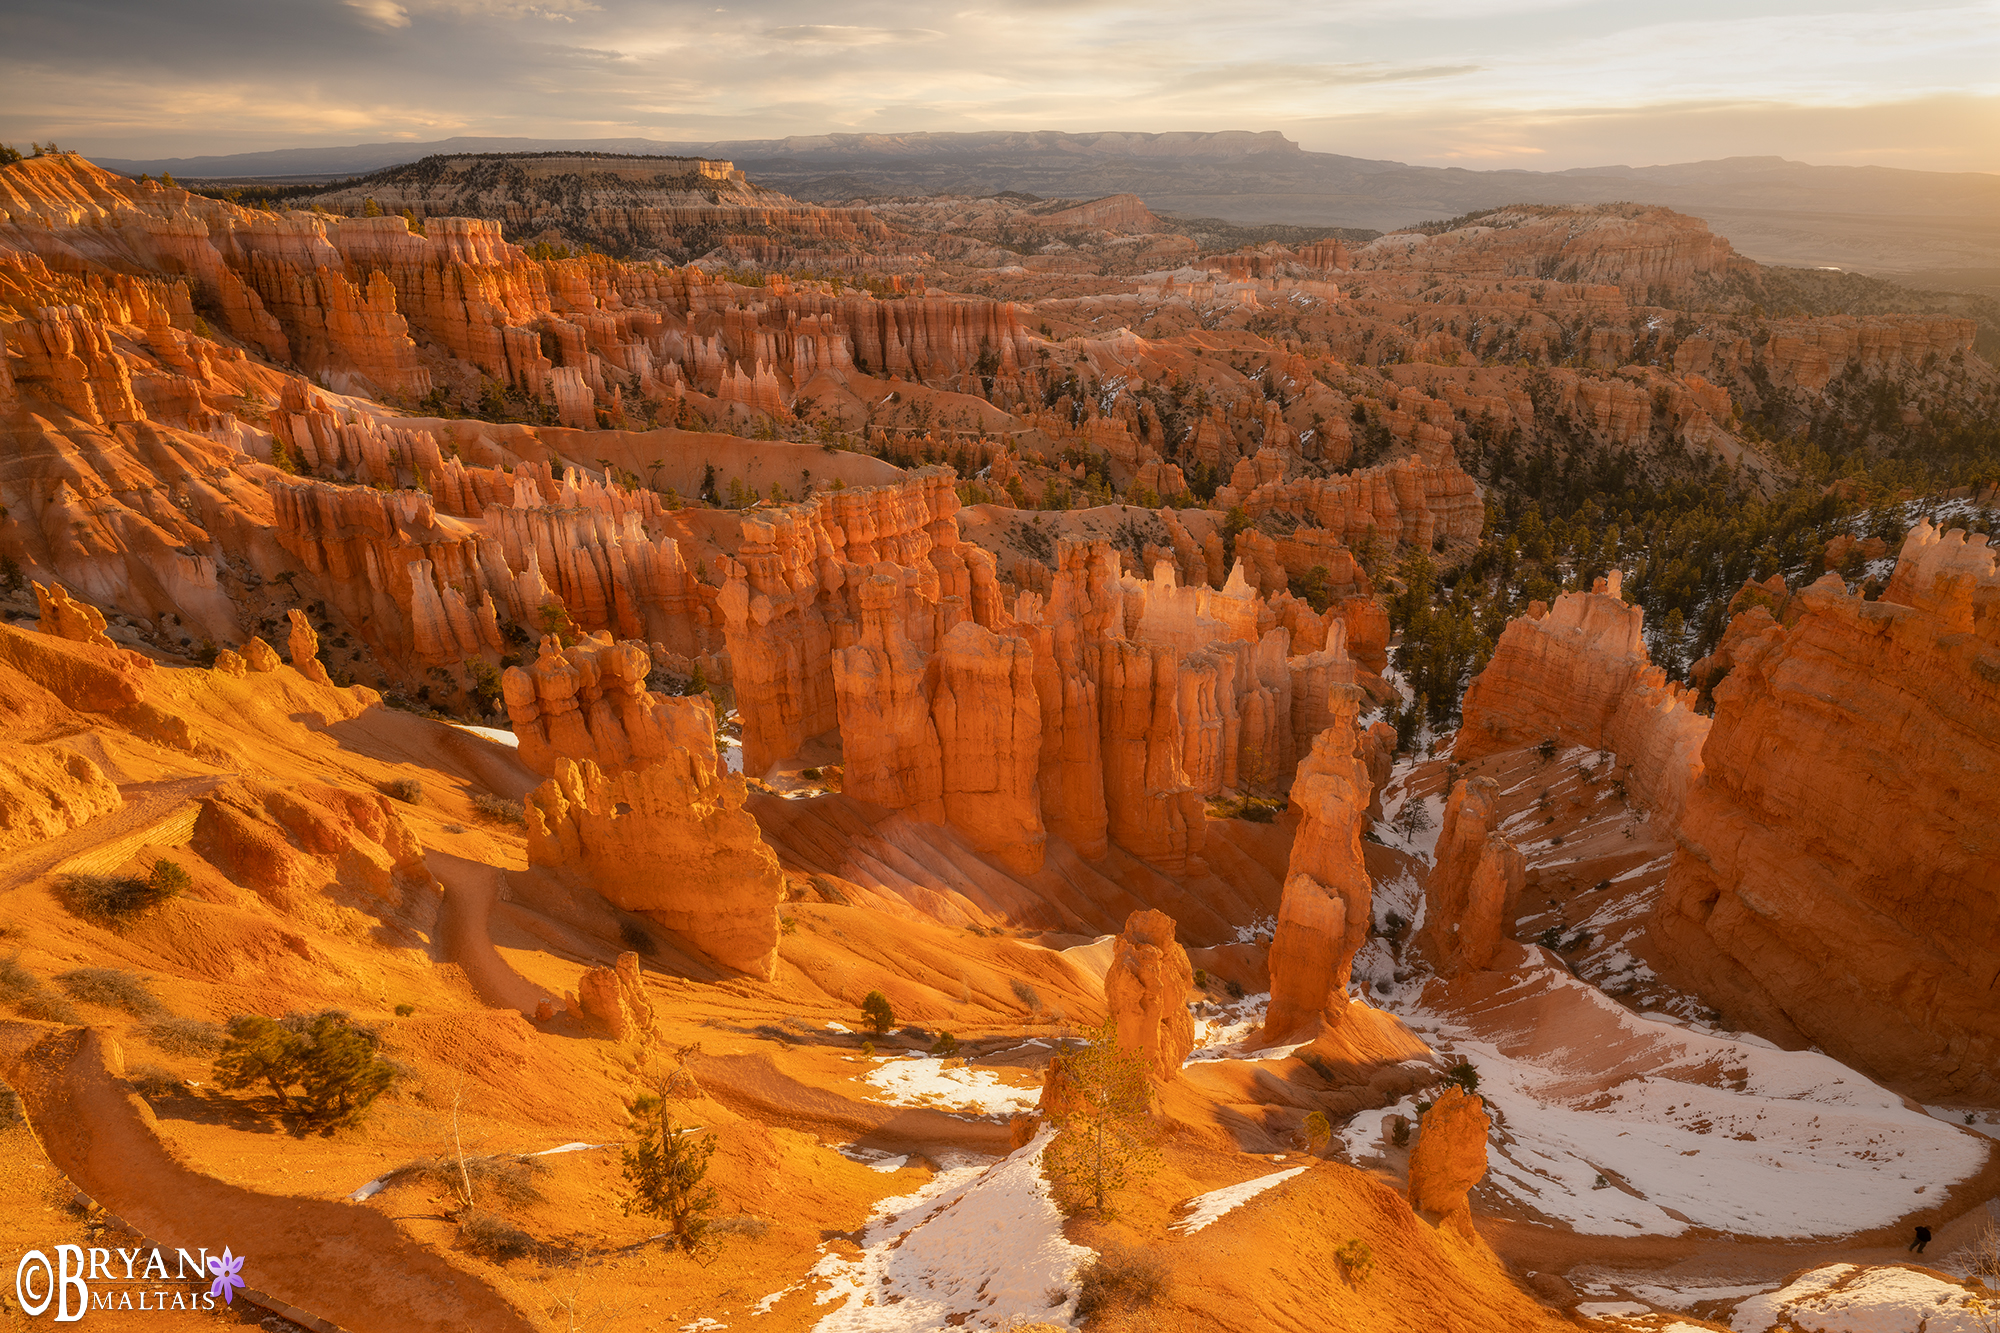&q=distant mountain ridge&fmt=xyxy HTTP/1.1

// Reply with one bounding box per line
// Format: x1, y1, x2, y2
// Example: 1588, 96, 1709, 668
97, 130, 2000, 293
